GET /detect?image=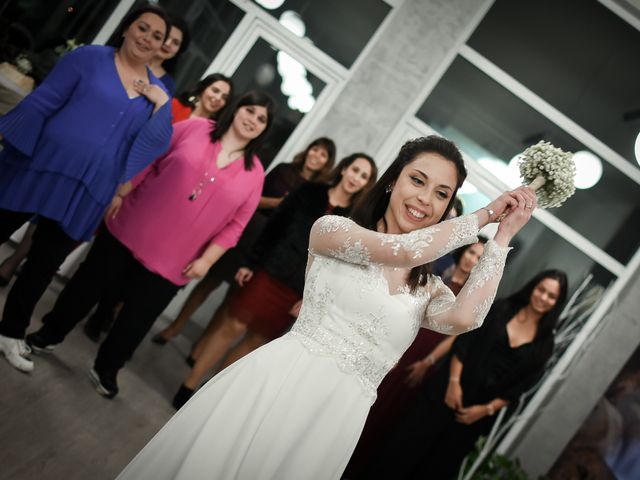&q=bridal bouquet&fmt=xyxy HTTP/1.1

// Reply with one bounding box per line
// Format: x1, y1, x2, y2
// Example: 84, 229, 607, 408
515, 140, 575, 208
